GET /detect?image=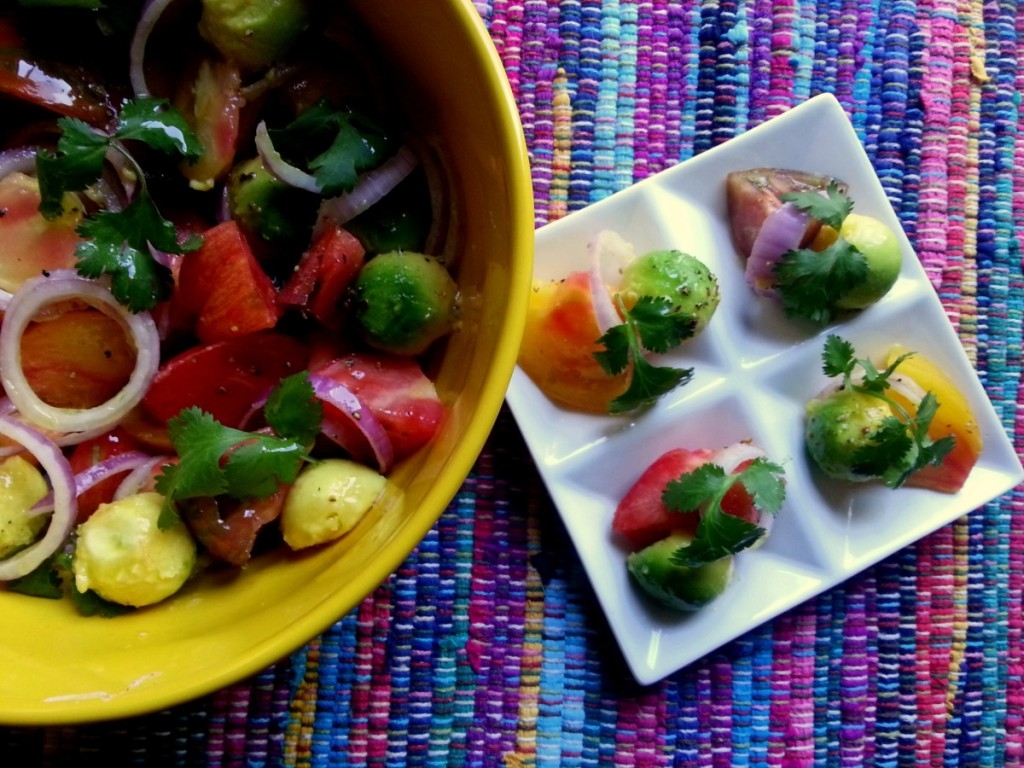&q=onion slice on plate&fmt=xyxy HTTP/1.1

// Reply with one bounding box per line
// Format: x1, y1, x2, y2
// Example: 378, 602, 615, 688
308, 373, 394, 473
585, 230, 634, 335
0, 271, 161, 435
745, 203, 814, 296
0, 415, 77, 580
